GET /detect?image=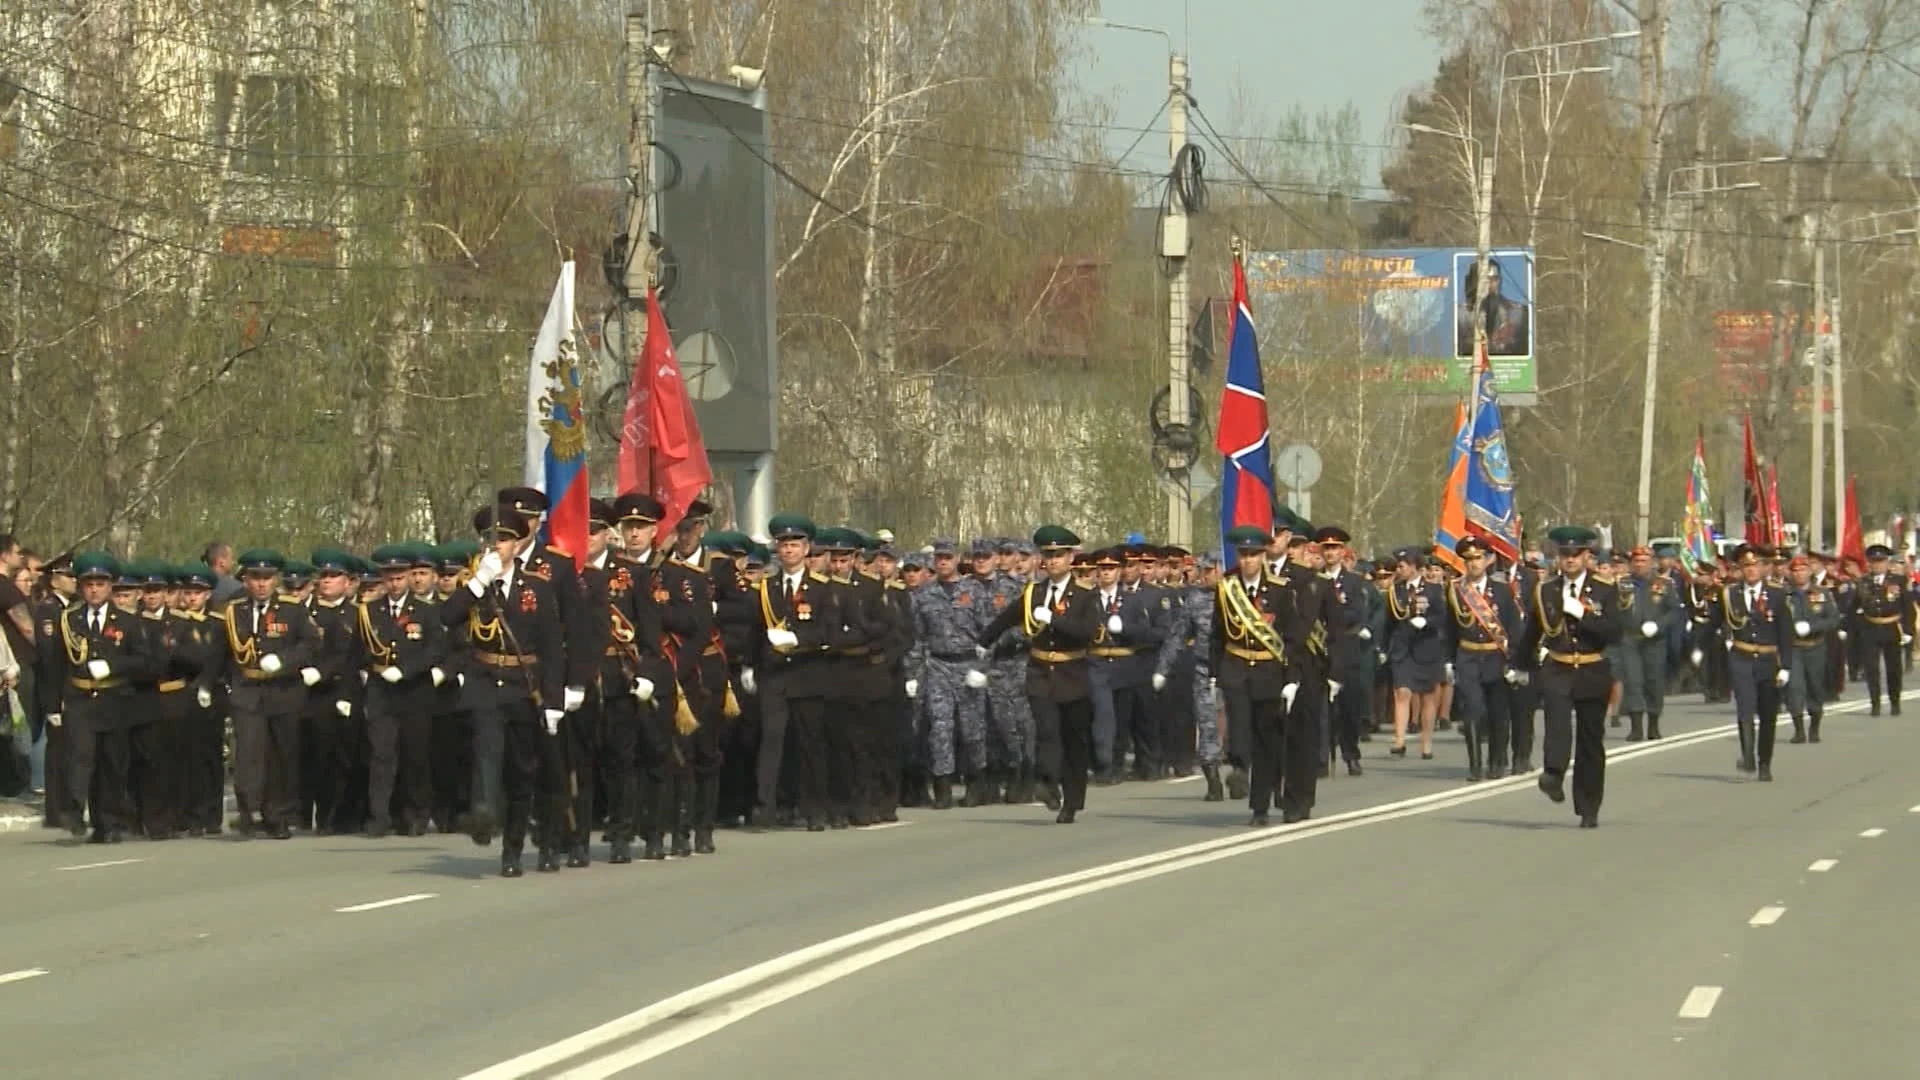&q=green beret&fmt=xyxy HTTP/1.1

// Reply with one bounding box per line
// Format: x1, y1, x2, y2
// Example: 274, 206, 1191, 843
816, 527, 858, 553
768, 512, 816, 542
310, 548, 353, 574
1032, 524, 1080, 551
236, 549, 284, 575
370, 544, 414, 571
176, 562, 216, 588
282, 558, 315, 582
1226, 525, 1270, 551
408, 542, 437, 569
1546, 525, 1599, 551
